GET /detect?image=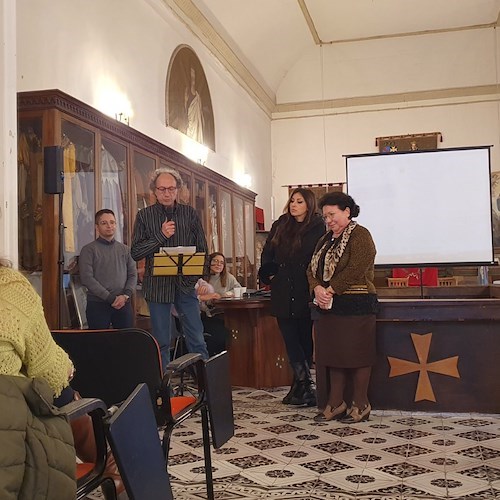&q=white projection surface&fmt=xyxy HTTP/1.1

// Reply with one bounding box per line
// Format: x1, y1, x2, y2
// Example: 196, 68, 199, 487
346, 147, 494, 266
